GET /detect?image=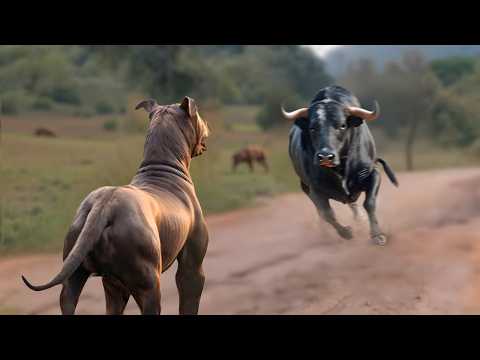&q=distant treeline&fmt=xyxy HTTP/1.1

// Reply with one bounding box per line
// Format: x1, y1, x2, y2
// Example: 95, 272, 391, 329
338, 51, 480, 169
324, 45, 480, 76
2, 45, 480, 162
0, 45, 331, 128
